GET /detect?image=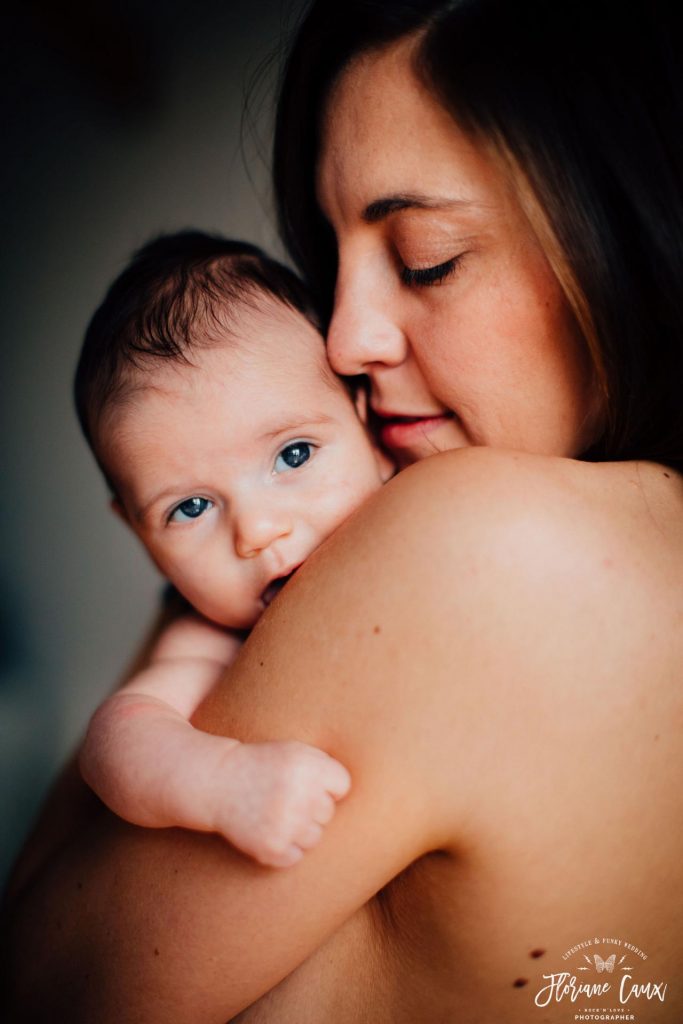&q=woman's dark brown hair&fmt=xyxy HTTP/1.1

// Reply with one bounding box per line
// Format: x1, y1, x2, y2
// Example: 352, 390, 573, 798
274, 0, 683, 470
